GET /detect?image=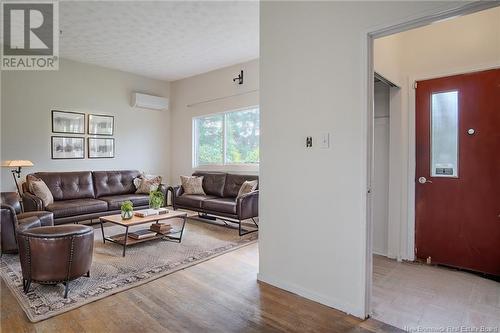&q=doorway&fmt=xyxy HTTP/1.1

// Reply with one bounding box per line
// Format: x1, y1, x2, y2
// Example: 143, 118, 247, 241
368, 3, 500, 330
